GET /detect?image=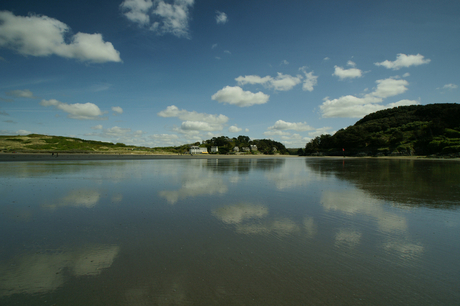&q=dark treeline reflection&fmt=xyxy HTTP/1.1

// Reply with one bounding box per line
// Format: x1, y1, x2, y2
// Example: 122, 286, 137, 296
204, 158, 285, 173
305, 158, 460, 209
